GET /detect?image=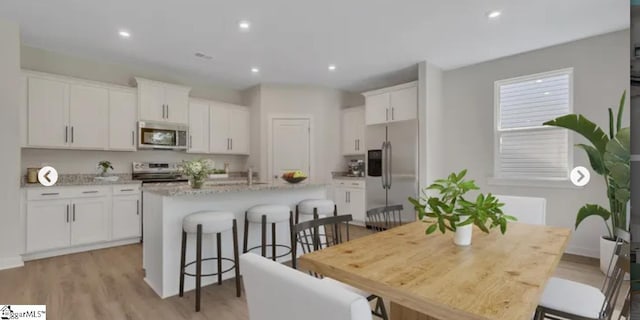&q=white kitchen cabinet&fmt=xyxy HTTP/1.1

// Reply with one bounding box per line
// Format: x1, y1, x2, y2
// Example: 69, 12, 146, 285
342, 106, 365, 155
112, 195, 141, 240
229, 108, 250, 154
68, 84, 109, 149
136, 77, 190, 124
364, 82, 417, 125
332, 179, 366, 225
26, 199, 71, 252
27, 76, 69, 148
70, 197, 109, 246
389, 86, 418, 122
188, 100, 210, 153
108, 89, 137, 151
210, 102, 250, 155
